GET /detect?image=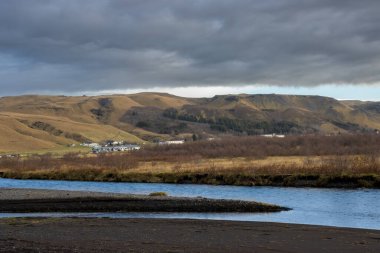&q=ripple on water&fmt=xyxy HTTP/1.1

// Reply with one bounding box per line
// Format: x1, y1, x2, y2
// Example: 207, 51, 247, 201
0, 178, 380, 230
